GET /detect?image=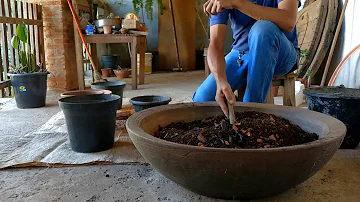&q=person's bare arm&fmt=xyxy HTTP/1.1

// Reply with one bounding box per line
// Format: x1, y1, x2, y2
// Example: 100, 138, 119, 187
208, 24, 227, 84
204, 0, 299, 32
234, 0, 298, 32
208, 24, 235, 118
